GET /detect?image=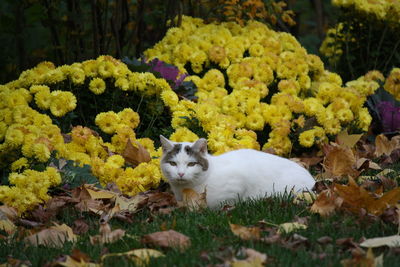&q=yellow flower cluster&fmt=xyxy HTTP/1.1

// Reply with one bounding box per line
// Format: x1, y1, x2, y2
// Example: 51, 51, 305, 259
332, 0, 400, 24
0, 55, 172, 212
146, 16, 378, 155
0, 167, 61, 213
384, 68, 400, 100
319, 23, 346, 65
